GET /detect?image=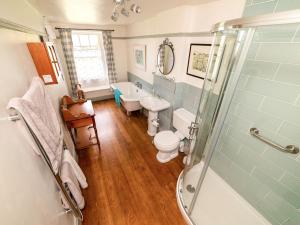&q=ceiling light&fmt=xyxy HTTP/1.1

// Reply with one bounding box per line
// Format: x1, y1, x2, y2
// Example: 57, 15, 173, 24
111, 11, 119, 22
121, 8, 129, 17
130, 4, 142, 14
111, 0, 141, 22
